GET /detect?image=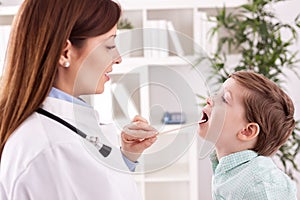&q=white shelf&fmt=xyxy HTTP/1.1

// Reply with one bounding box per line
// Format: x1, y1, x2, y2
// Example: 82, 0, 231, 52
121, 1, 198, 10
143, 177, 190, 182
0, 6, 19, 16
110, 4, 209, 197
197, 0, 247, 8
112, 56, 198, 73
0, 1, 248, 16
120, 0, 247, 10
